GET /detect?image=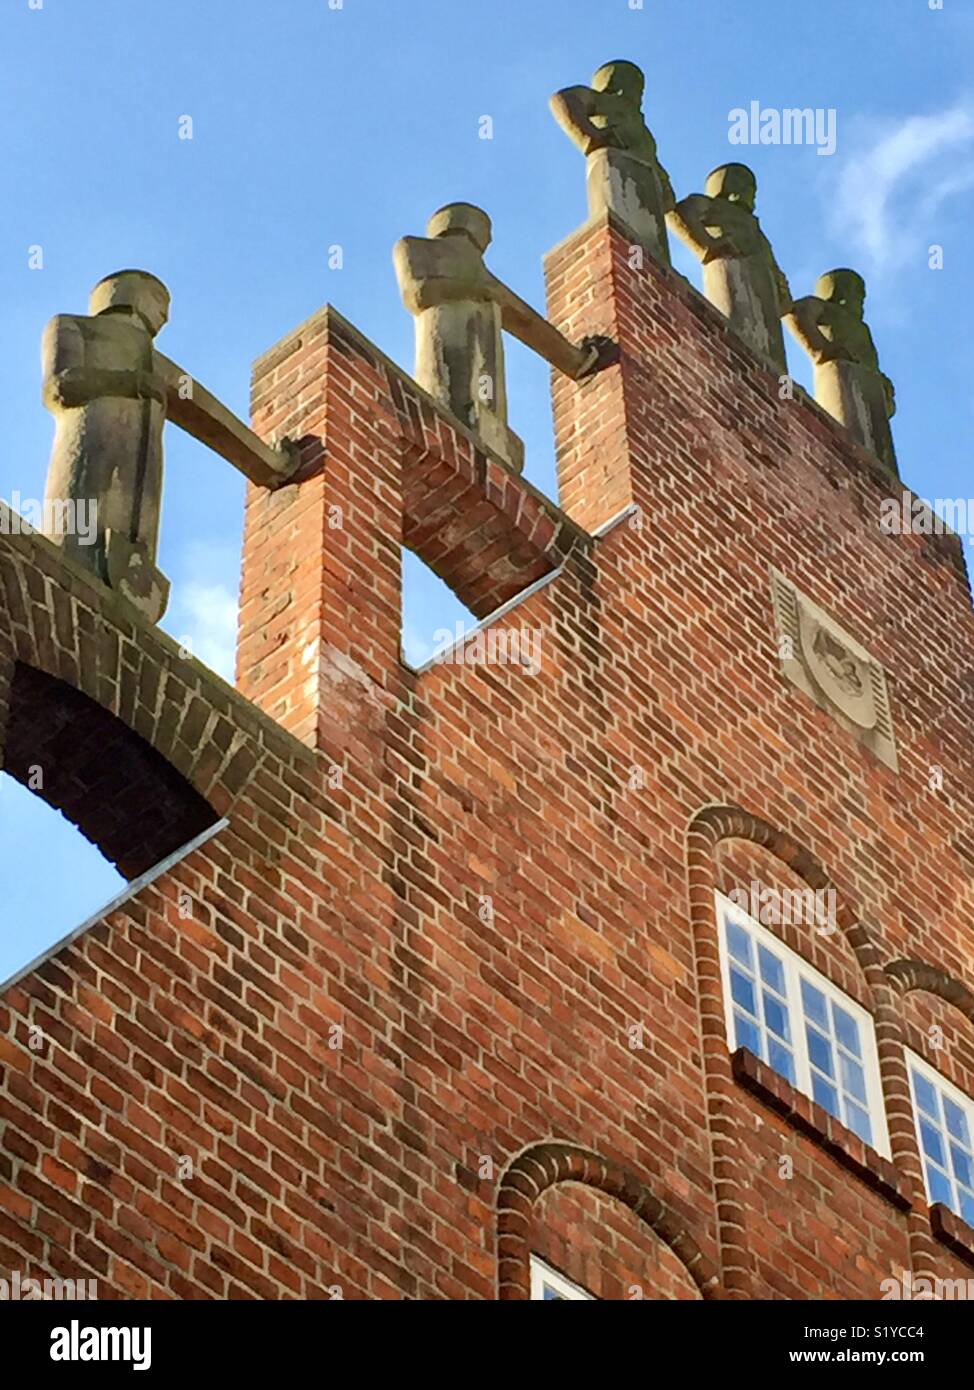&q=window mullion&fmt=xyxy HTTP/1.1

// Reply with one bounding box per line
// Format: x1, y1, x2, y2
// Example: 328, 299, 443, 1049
790, 958, 812, 1097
